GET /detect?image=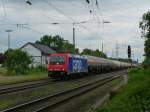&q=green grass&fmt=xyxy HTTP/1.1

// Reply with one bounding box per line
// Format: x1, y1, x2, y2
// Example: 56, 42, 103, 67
0, 67, 48, 85
95, 67, 150, 112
